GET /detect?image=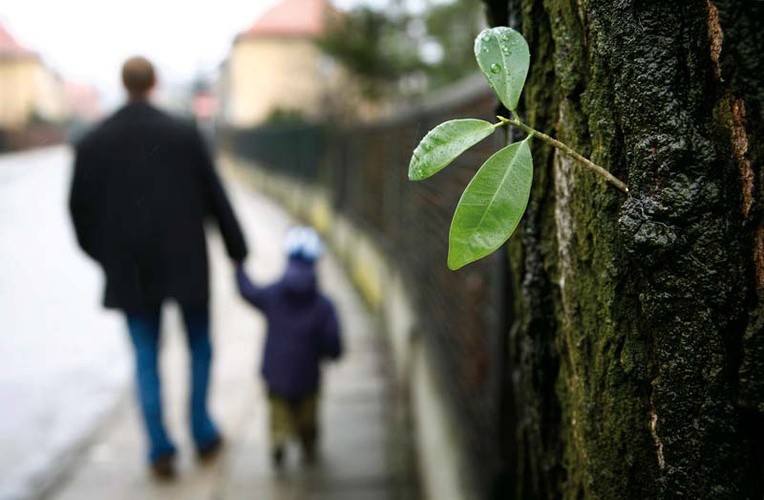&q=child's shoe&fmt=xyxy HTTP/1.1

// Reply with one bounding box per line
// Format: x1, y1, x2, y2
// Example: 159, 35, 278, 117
300, 432, 317, 465
272, 445, 285, 469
